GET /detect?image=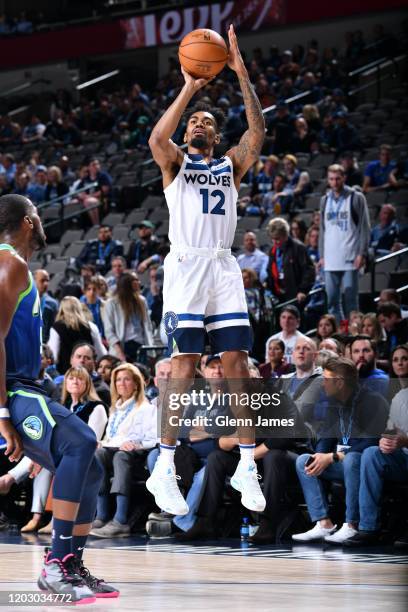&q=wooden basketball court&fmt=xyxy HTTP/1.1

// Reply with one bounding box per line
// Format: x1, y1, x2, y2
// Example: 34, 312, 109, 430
0, 535, 406, 611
